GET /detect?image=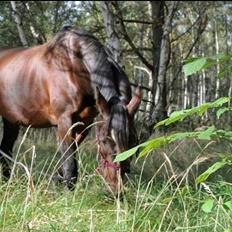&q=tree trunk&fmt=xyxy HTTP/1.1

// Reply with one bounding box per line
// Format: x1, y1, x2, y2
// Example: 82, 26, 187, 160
150, 1, 164, 113
214, 20, 220, 99
24, 2, 45, 44
100, 1, 121, 62
10, 1, 28, 47
149, 2, 177, 129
